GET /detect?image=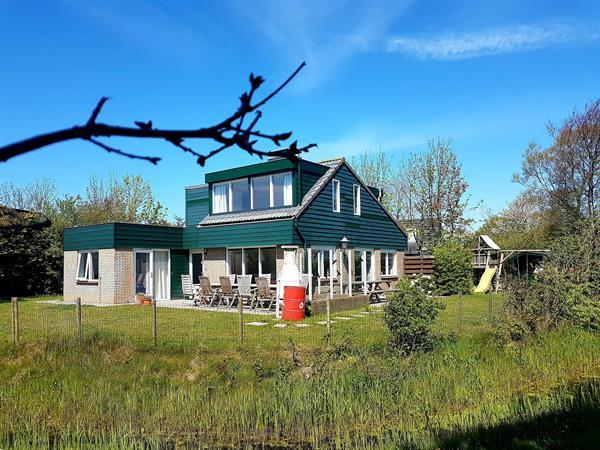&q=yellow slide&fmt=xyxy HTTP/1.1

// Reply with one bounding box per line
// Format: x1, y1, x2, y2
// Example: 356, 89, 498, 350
474, 267, 497, 293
